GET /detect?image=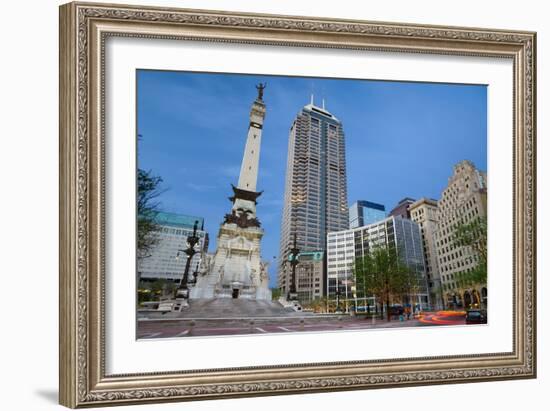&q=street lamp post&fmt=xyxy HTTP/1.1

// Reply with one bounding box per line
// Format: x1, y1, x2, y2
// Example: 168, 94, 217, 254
288, 233, 300, 301
351, 285, 357, 314
175, 220, 200, 301
191, 261, 200, 286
